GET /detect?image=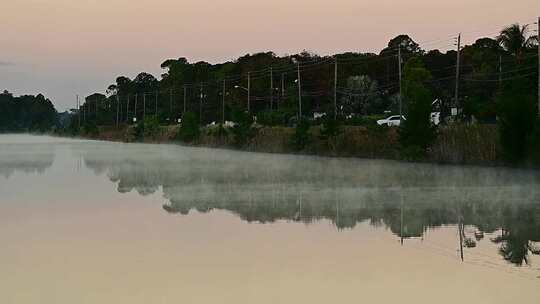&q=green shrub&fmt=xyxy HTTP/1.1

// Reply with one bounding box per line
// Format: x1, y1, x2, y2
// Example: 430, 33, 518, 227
231, 110, 254, 147
133, 116, 161, 140
527, 117, 540, 166
346, 115, 384, 126
398, 85, 436, 156
143, 116, 161, 138
69, 119, 81, 136
133, 120, 145, 140
205, 124, 229, 137
497, 81, 537, 163
320, 116, 342, 139
291, 119, 311, 151
398, 57, 436, 158
366, 123, 389, 133
177, 111, 200, 143
82, 120, 99, 137
257, 110, 293, 126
